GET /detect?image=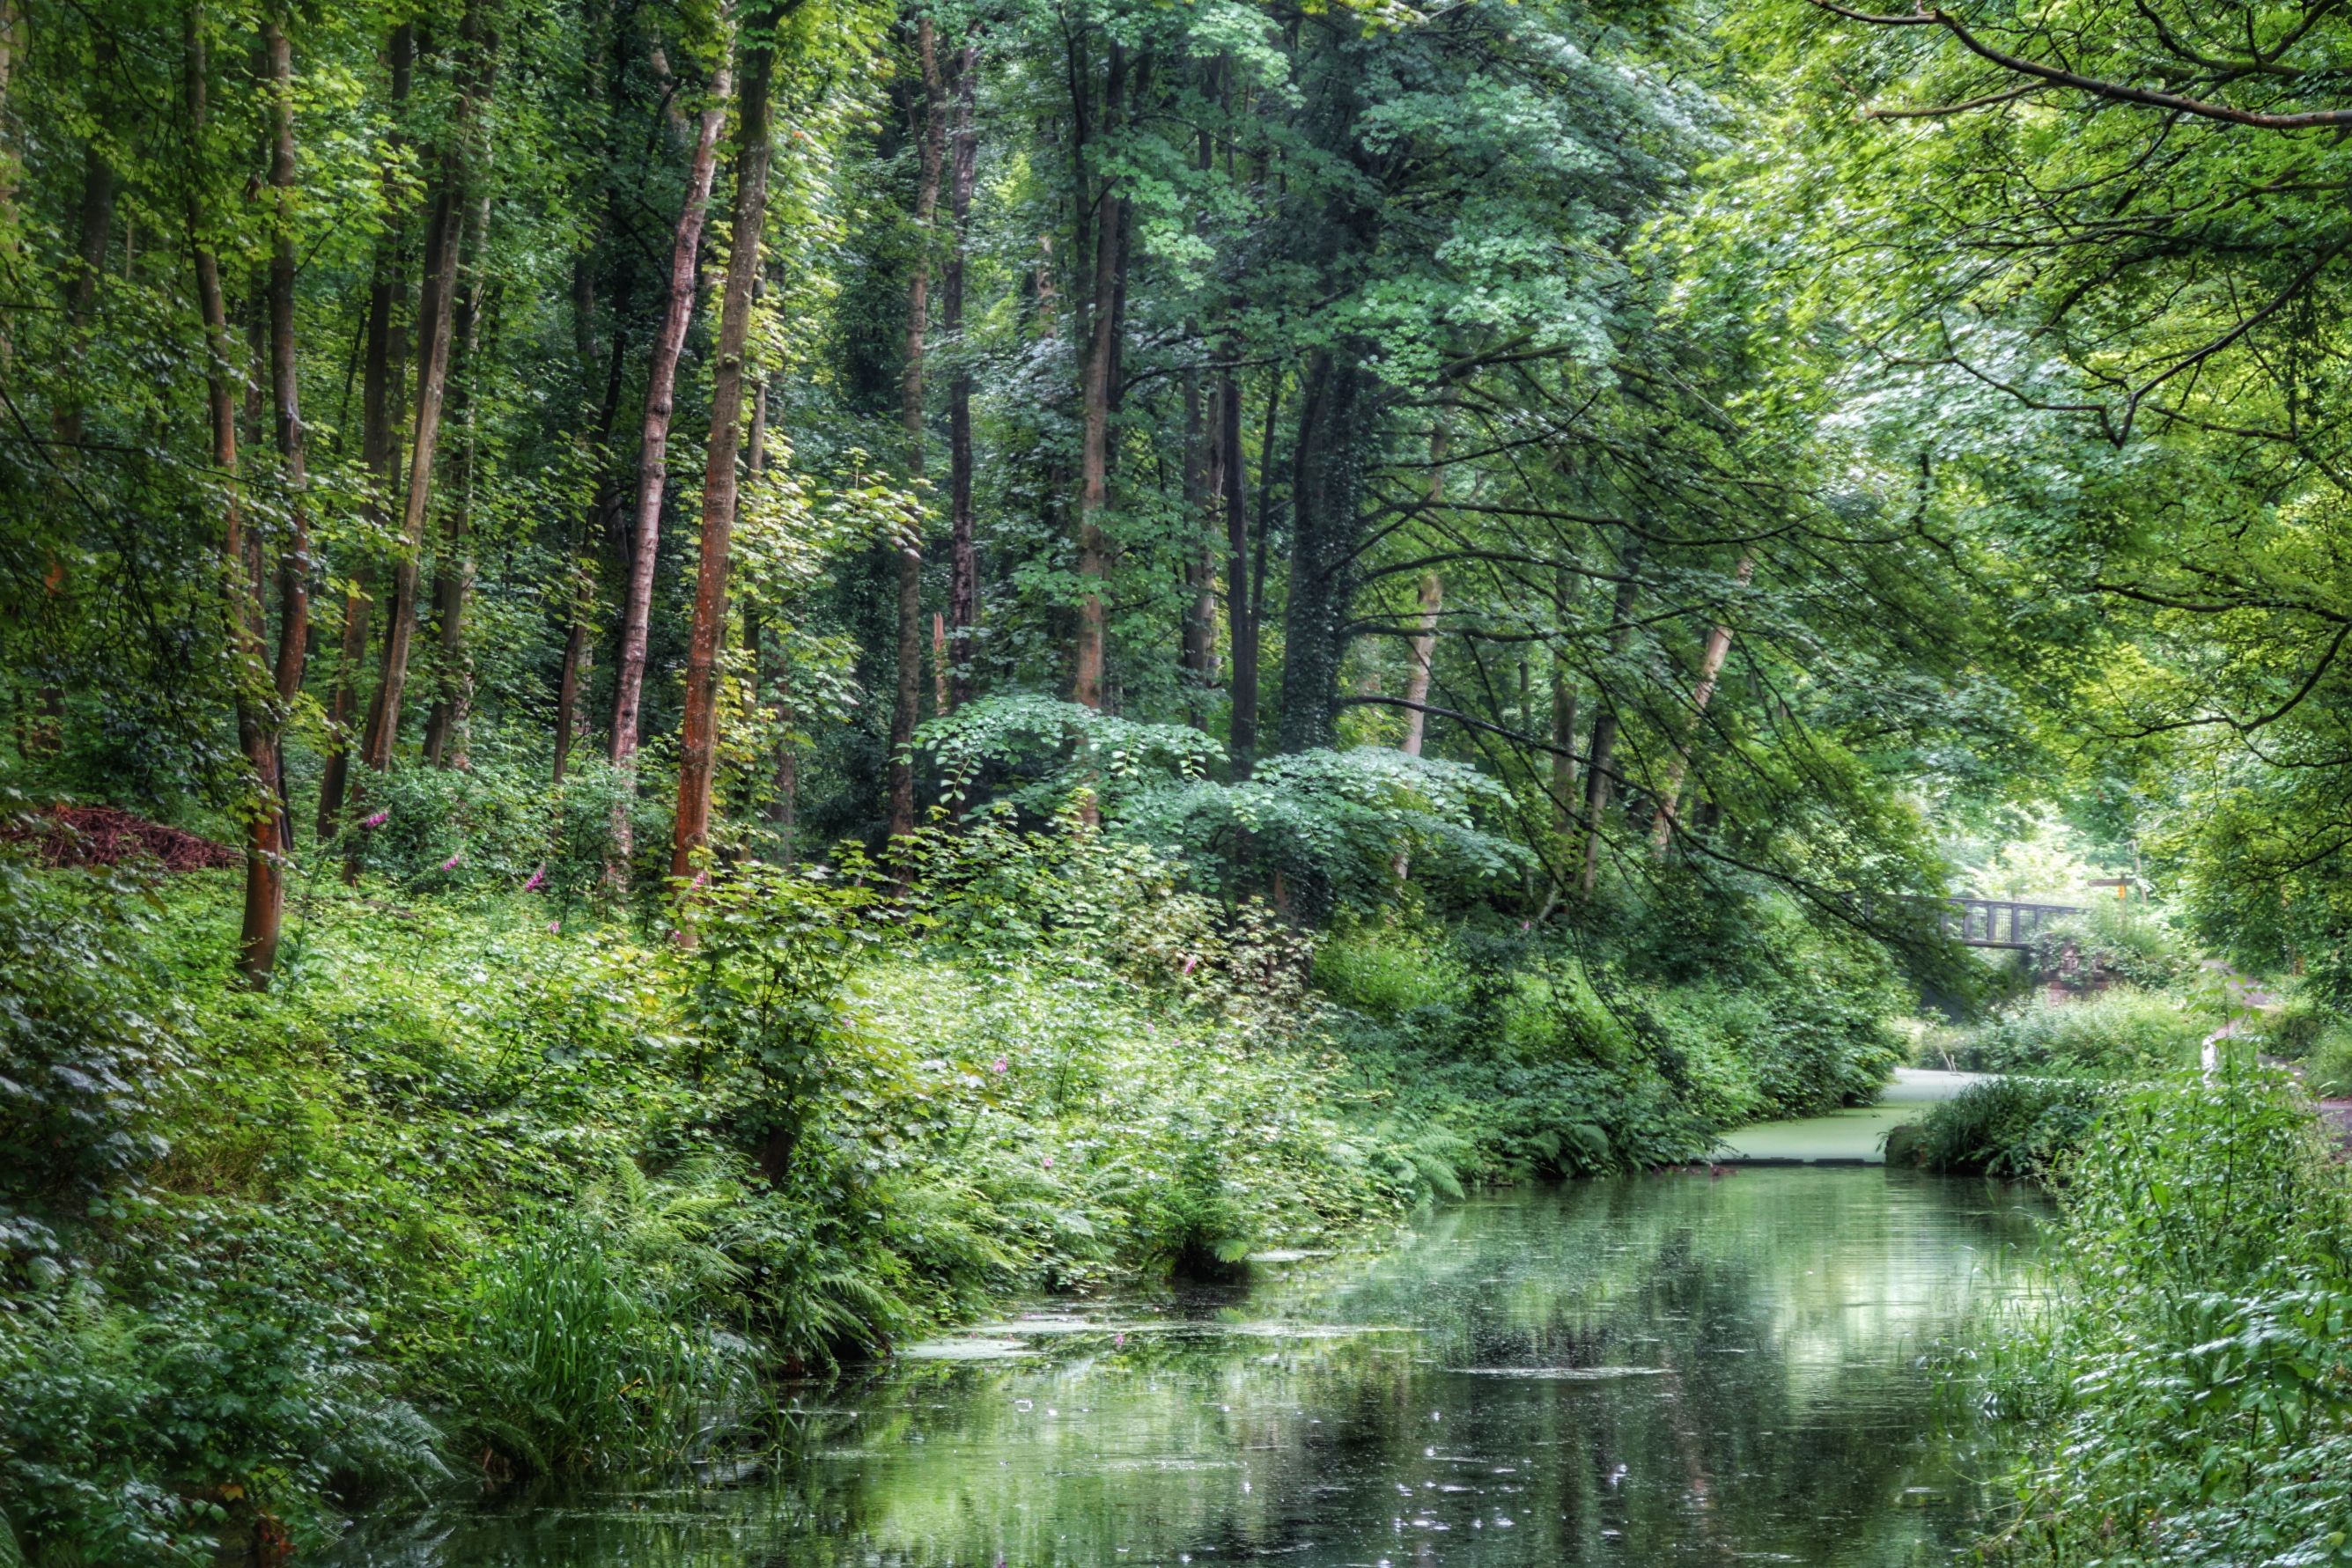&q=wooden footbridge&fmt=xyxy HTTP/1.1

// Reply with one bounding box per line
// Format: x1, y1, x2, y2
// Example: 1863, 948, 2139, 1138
1942, 897, 2087, 950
